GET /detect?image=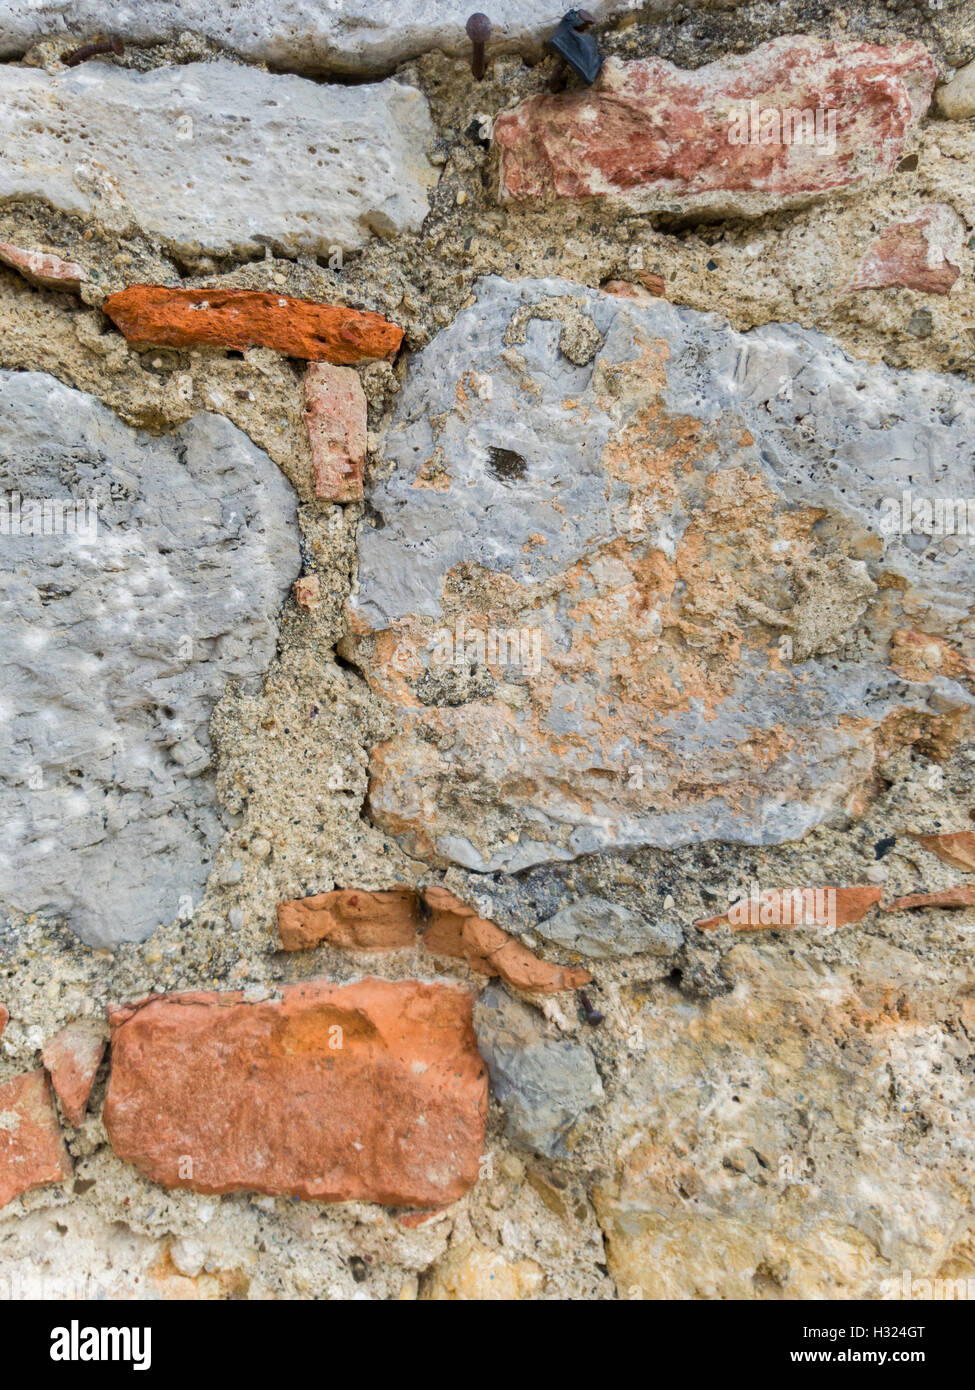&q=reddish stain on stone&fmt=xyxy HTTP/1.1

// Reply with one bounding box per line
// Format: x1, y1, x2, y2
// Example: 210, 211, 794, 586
277, 886, 591, 994
890, 886, 975, 910
889, 629, 975, 688
41, 1020, 107, 1128
913, 832, 975, 872
0, 1004, 7, 1039
0, 240, 86, 291
845, 205, 963, 296
697, 885, 882, 931
104, 978, 487, 1208
494, 38, 934, 216
292, 574, 323, 612
0, 1070, 72, 1210
103, 286, 403, 364
304, 363, 367, 501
